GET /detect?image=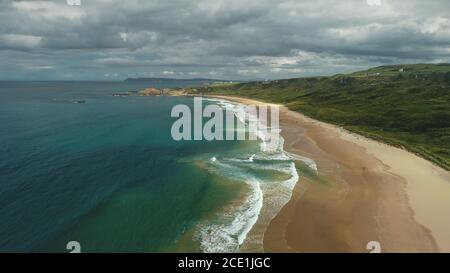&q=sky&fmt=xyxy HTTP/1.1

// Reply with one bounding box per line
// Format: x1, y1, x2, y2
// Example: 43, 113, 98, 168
0, 0, 449, 81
